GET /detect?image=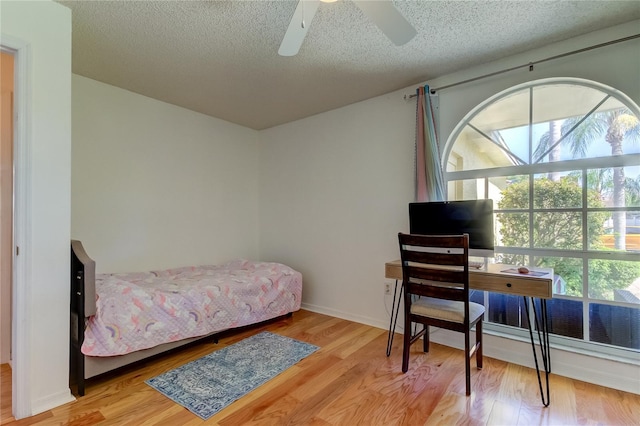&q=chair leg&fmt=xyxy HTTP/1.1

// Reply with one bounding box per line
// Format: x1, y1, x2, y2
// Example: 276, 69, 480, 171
465, 329, 471, 396
402, 315, 411, 373
476, 320, 483, 370
423, 324, 430, 353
